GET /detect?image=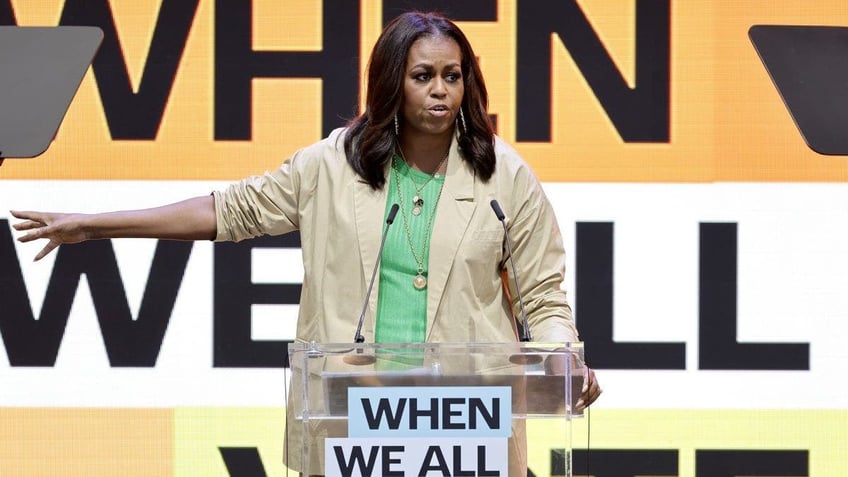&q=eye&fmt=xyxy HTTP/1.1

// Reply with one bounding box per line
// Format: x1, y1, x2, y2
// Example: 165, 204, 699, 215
413, 72, 431, 82
446, 72, 462, 83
